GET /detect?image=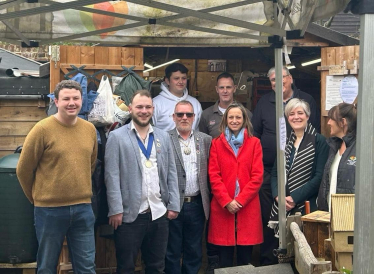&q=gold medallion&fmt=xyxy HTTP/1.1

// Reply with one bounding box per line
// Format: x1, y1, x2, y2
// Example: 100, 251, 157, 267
145, 160, 153, 168
184, 147, 191, 155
